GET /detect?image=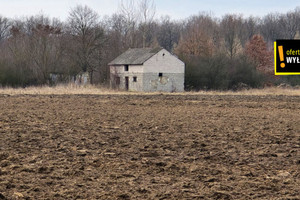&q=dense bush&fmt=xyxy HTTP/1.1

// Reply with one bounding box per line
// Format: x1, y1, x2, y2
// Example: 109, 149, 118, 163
0, 59, 38, 87
228, 55, 264, 89
279, 76, 300, 86
184, 54, 264, 91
